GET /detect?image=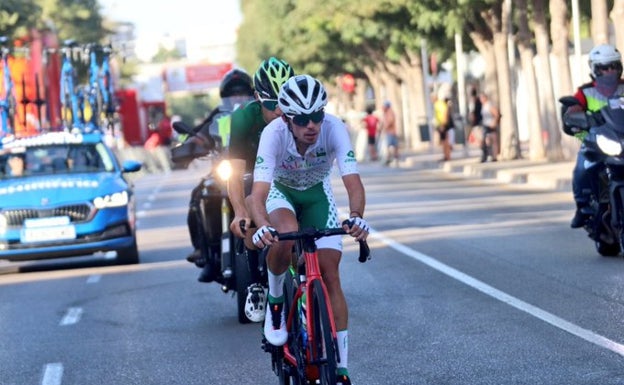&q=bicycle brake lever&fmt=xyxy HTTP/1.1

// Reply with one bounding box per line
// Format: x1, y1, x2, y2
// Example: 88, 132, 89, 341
358, 240, 371, 263
342, 219, 371, 263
